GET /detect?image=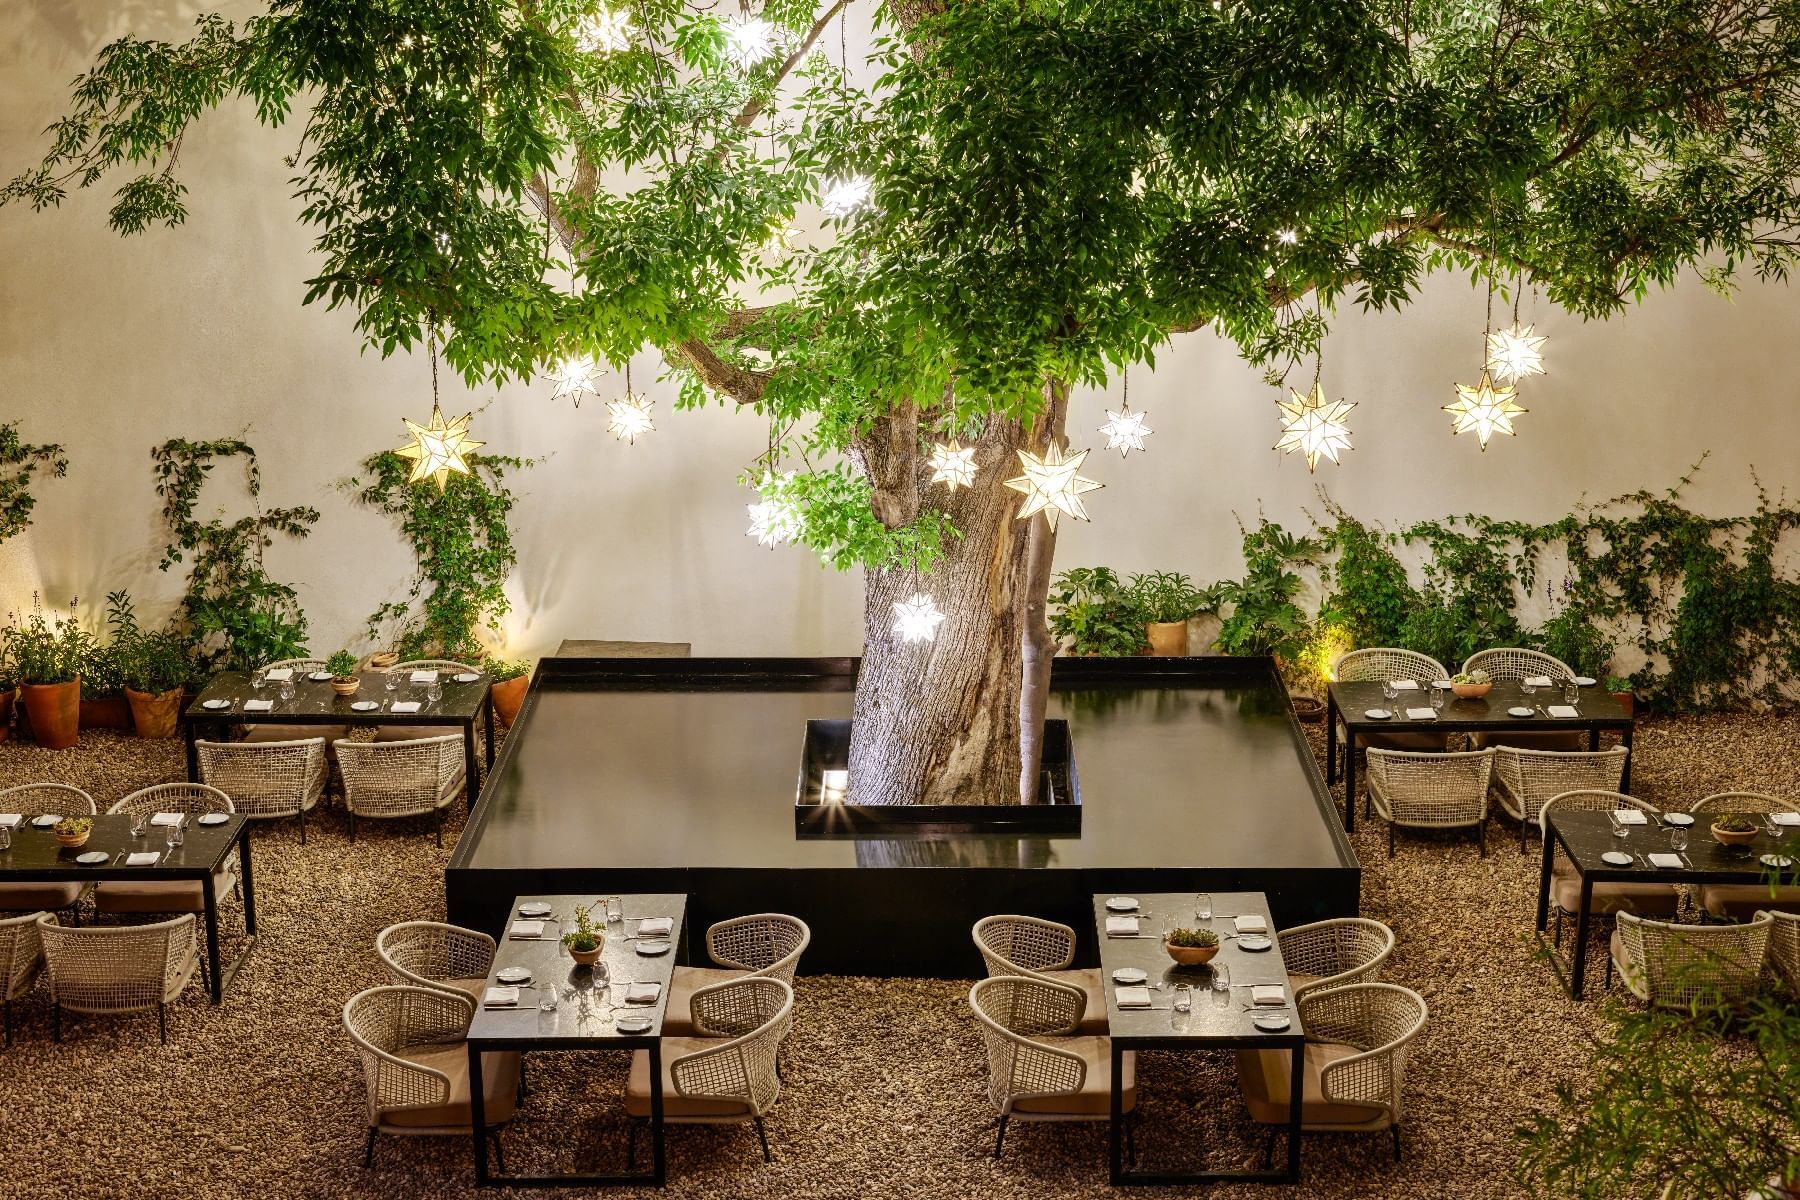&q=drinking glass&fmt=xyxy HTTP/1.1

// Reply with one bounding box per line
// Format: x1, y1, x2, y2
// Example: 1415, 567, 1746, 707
165, 820, 184, 853
1172, 983, 1192, 1013
1522, 674, 1537, 698
1194, 892, 1212, 922
1669, 828, 1689, 854
278, 678, 296, 702
426, 680, 444, 705
537, 986, 559, 1016
605, 896, 624, 925
1562, 678, 1580, 706
1430, 683, 1447, 712
0, 825, 11, 852
1381, 680, 1399, 708
131, 811, 148, 838
384, 670, 400, 695
251, 668, 267, 692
